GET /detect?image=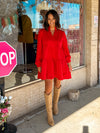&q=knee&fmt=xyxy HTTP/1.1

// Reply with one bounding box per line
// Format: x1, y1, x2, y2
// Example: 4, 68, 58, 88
54, 78, 61, 88
45, 88, 52, 95
55, 84, 61, 89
